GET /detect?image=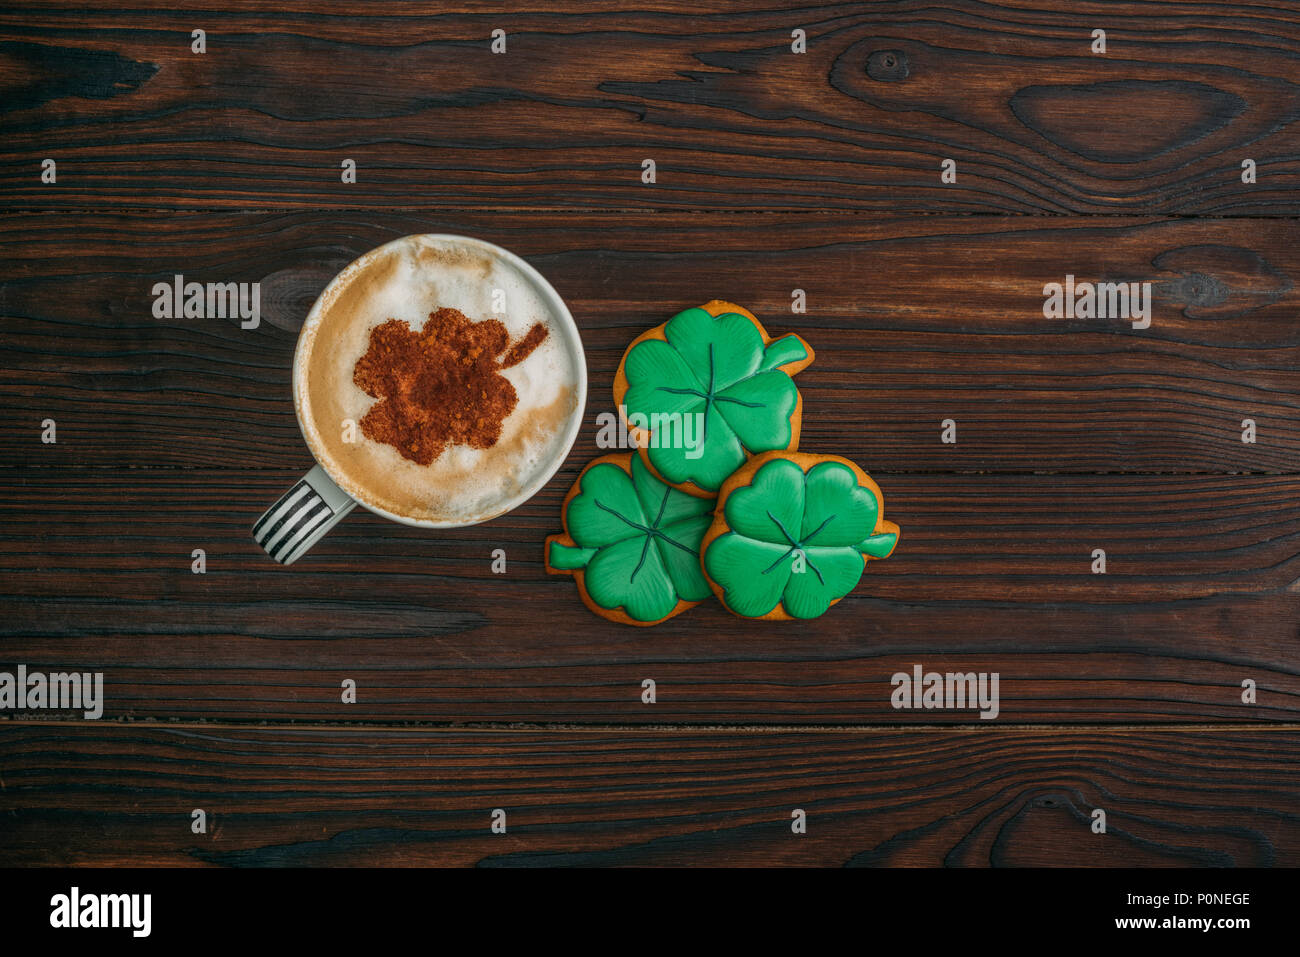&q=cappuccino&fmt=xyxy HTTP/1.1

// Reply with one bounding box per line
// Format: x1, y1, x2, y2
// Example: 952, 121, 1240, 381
294, 235, 582, 525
